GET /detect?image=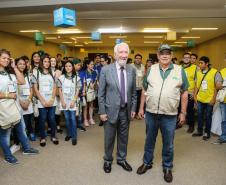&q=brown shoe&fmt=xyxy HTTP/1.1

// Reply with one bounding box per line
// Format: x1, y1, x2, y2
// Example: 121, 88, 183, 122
136, 163, 152, 175
163, 169, 173, 183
